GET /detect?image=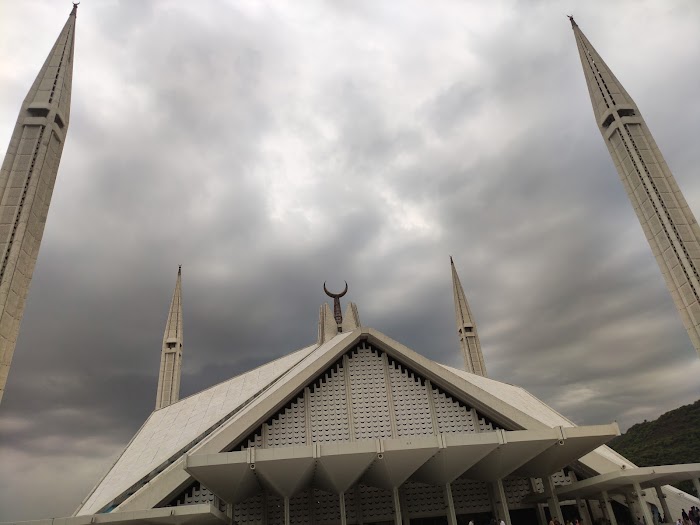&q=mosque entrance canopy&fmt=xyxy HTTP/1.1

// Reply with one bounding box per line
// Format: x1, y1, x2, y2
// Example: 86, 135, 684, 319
527, 463, 700, 502
184, 424, 619, 502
